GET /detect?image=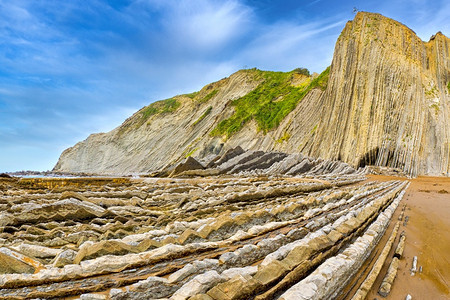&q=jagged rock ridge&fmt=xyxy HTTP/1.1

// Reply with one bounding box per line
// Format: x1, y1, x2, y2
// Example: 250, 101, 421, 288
169, 147, 359, 178
0, 169, 409, 299
54, 12, 450, 176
